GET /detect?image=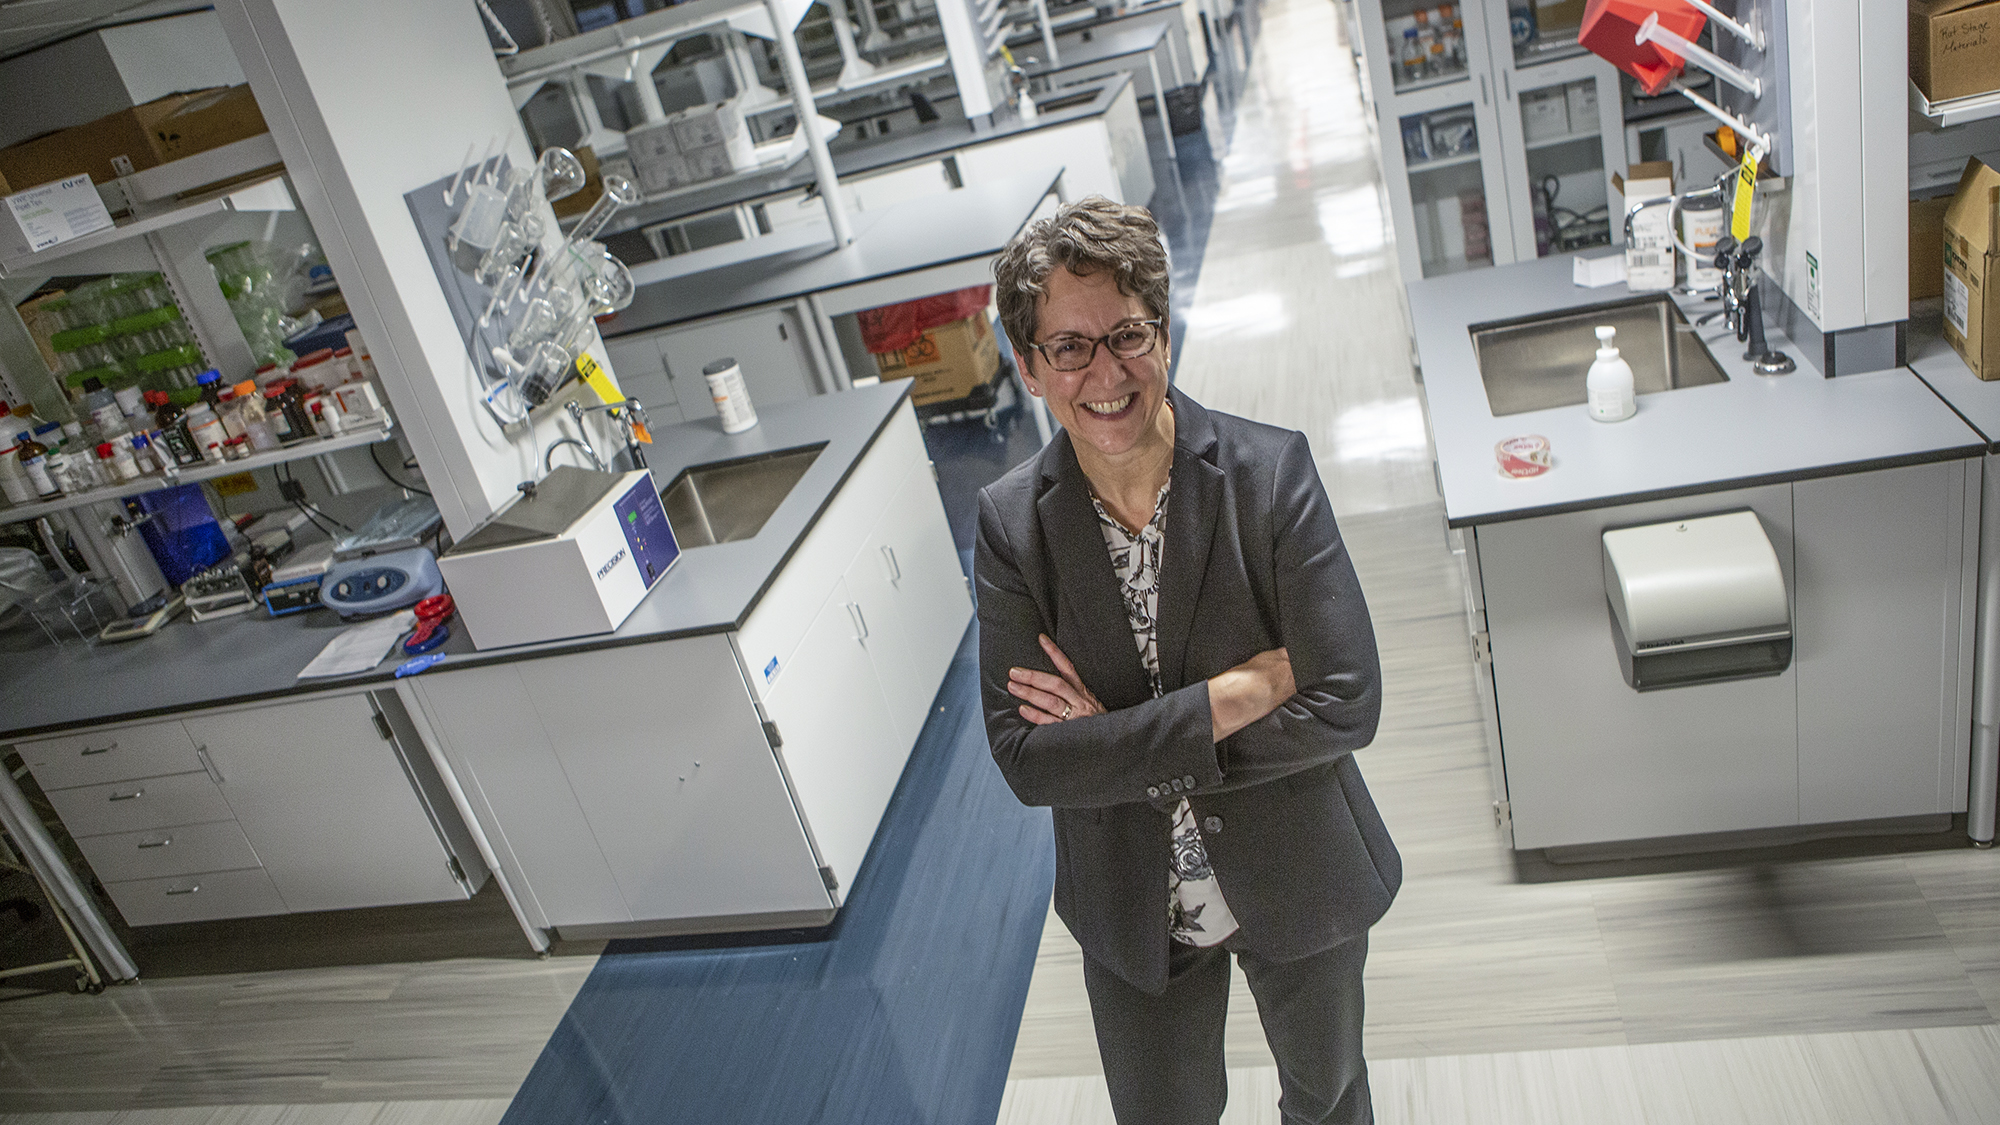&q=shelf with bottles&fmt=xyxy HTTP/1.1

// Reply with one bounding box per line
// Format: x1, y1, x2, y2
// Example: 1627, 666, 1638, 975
1381, 0, 1471, 94
0, 422, 393, 527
